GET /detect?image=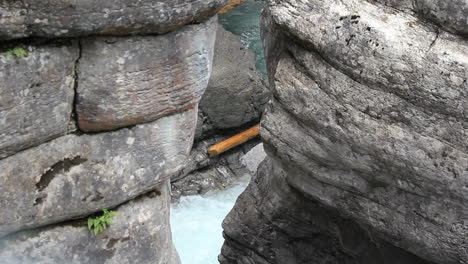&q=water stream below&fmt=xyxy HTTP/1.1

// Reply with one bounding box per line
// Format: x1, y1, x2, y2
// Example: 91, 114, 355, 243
170, 1, 265, 263
171, 179, 249, 264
